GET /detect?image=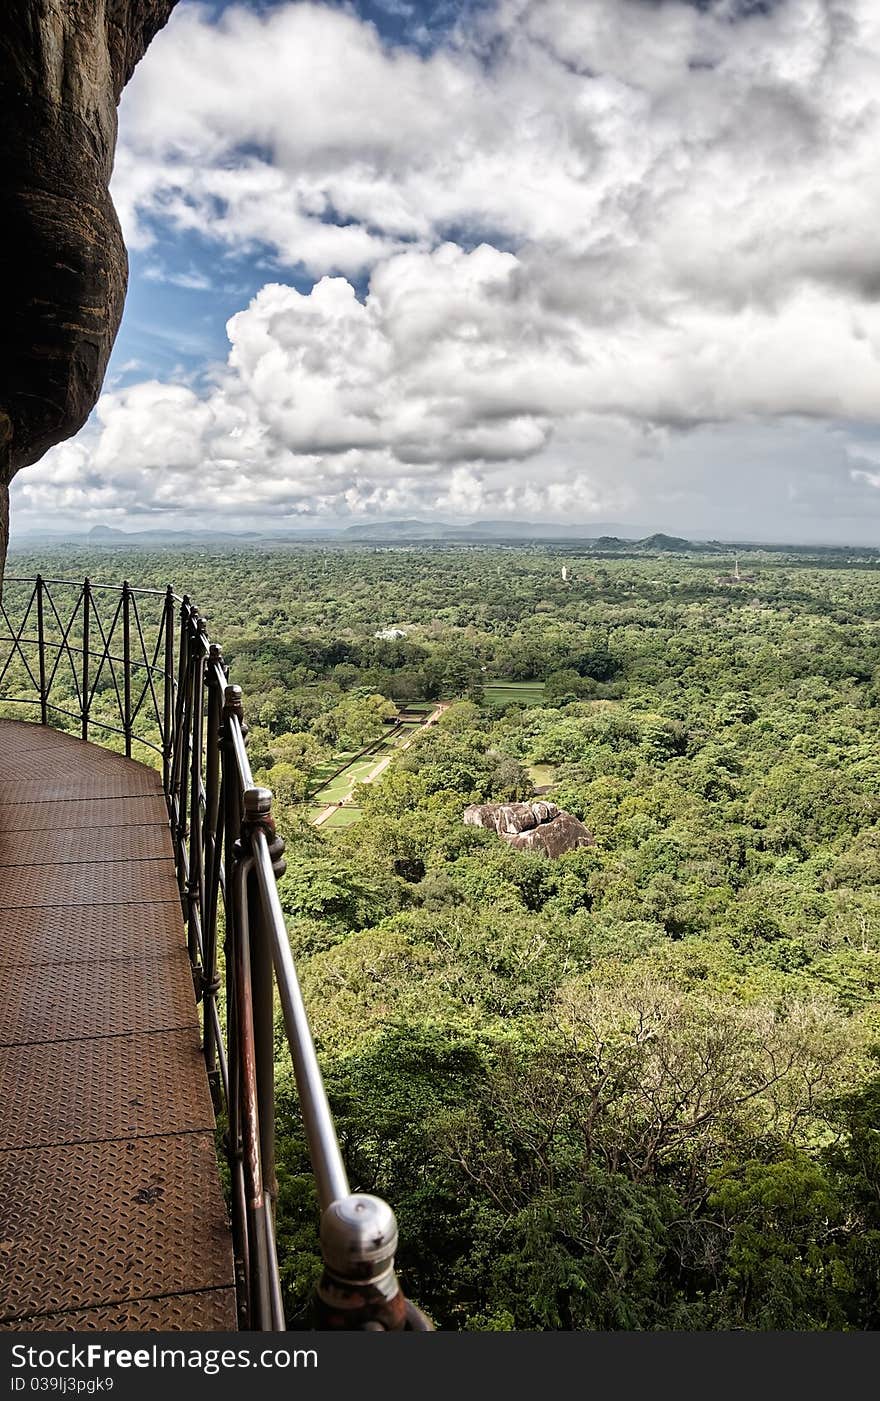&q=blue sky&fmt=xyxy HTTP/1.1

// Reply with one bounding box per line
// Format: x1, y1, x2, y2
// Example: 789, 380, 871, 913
118, 230, 295, 383
13, 0, 880, 543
